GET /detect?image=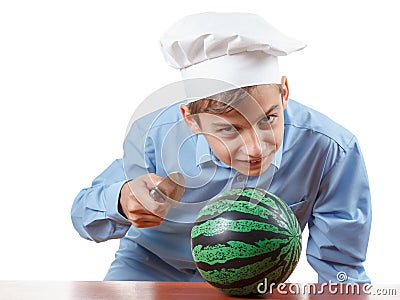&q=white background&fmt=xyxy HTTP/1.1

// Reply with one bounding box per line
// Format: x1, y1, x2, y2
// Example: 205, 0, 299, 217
0, 0, 399, 283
